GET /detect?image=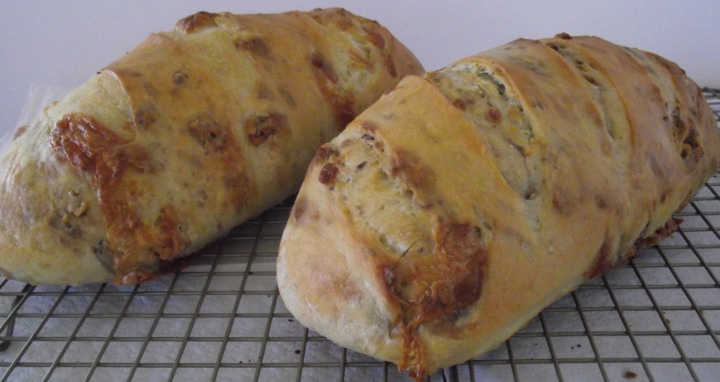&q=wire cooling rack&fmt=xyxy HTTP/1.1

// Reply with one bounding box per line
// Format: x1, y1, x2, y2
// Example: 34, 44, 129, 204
0, 90, 719, 382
